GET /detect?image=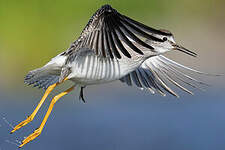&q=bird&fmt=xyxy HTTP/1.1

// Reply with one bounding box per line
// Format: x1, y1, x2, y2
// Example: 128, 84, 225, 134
10, 4, 214, 148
